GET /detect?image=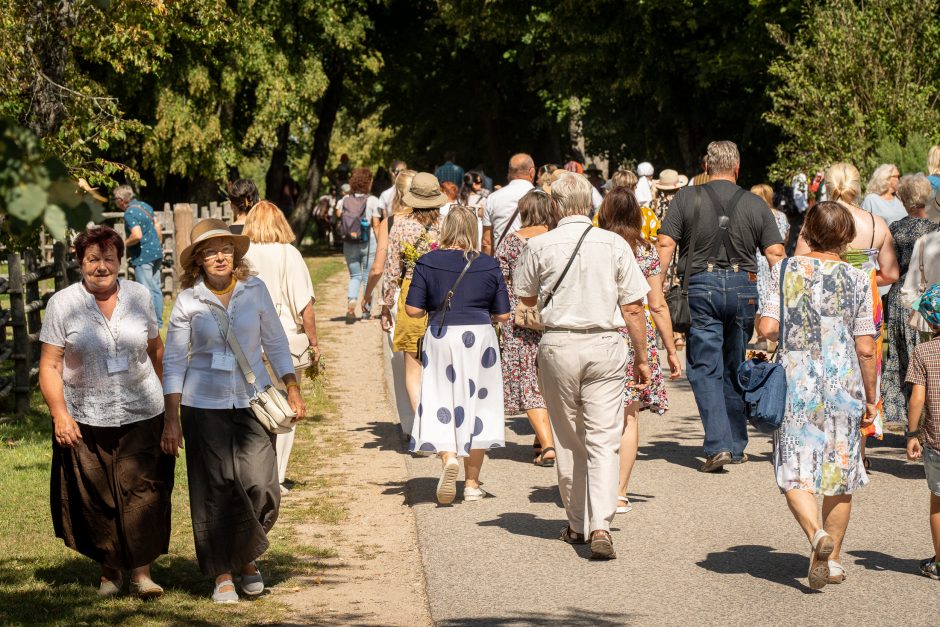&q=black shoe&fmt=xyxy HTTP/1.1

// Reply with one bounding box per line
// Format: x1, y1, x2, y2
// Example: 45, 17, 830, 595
345, 312, 356, 325
730, 453, 749, 464
699, 451, 732, 473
